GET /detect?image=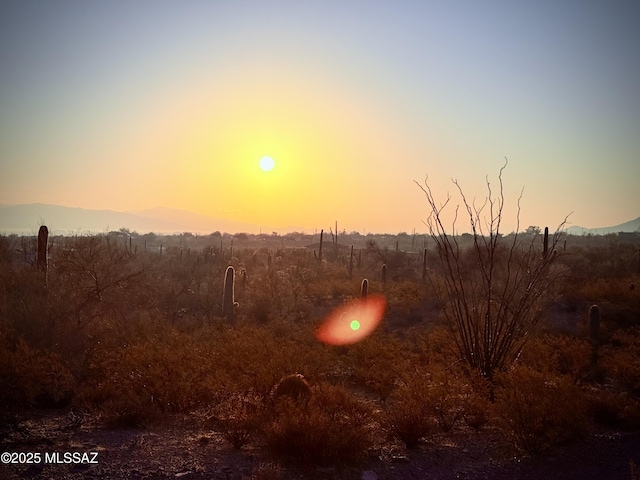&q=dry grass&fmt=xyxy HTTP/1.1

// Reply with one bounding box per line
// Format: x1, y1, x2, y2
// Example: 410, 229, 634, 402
264, 383, 376, 463
1, 231, 639, 465
494, 365, 588, 454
